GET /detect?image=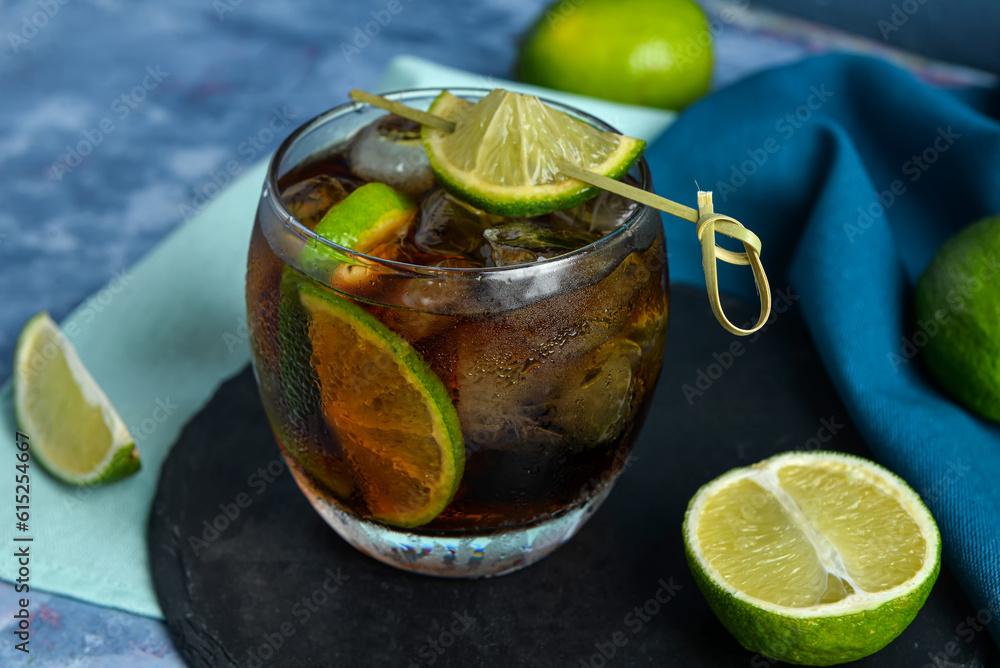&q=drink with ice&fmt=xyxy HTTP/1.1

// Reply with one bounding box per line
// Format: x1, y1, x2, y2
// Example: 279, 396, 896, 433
246, 90, 668, 576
